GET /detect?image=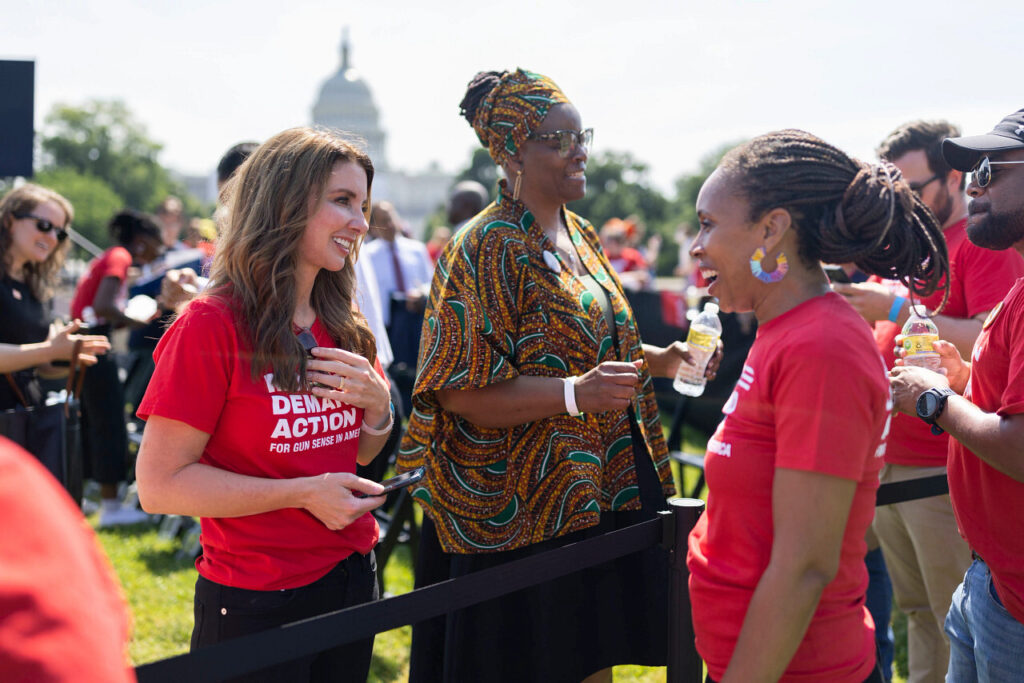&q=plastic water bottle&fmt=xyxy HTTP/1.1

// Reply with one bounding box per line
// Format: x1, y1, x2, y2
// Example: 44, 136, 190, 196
901, 306, 941, 371
674, 302, 722, 396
